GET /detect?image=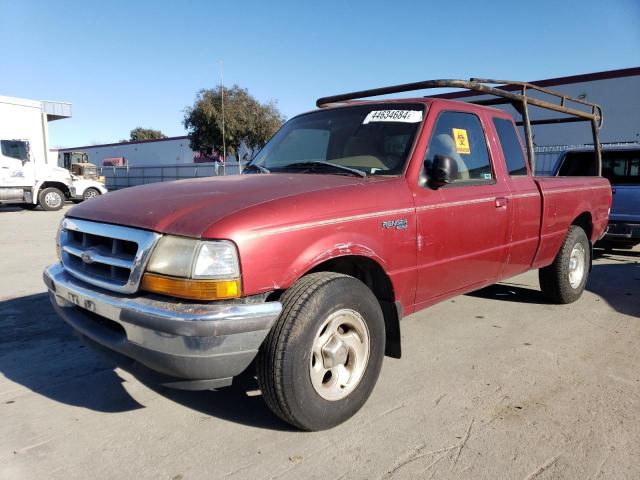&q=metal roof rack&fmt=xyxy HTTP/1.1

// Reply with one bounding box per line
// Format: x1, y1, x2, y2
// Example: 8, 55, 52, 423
316, 78, 603, 175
